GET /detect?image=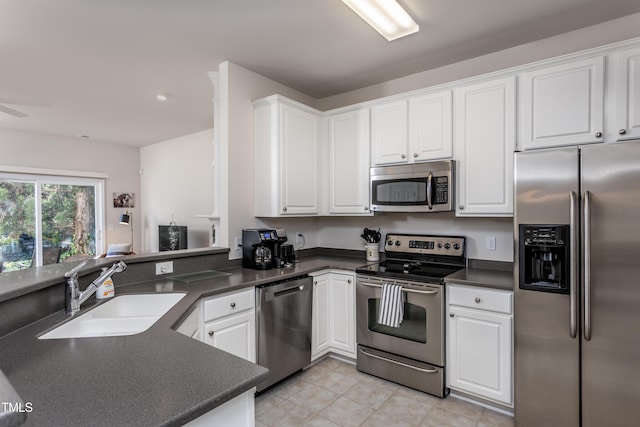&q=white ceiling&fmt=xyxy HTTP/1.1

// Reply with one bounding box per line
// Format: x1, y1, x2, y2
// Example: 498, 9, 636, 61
1, 0, 639, 147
